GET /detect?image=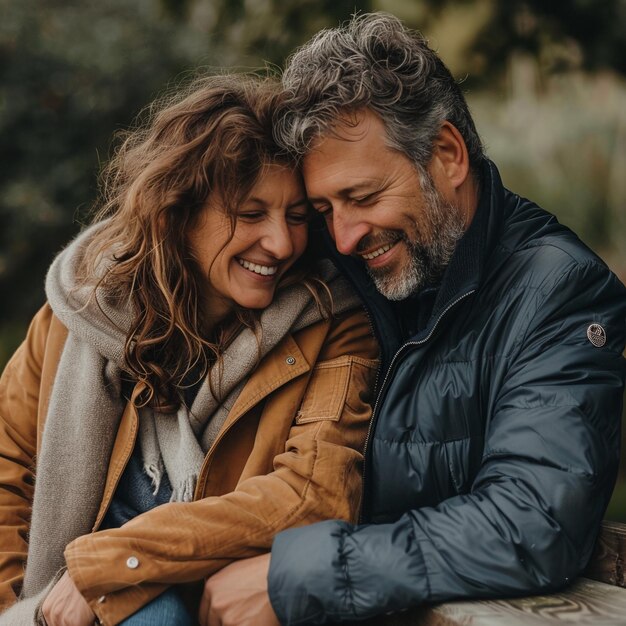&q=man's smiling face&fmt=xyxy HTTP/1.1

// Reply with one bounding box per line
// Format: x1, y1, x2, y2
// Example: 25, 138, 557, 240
303, 108, 467, 300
